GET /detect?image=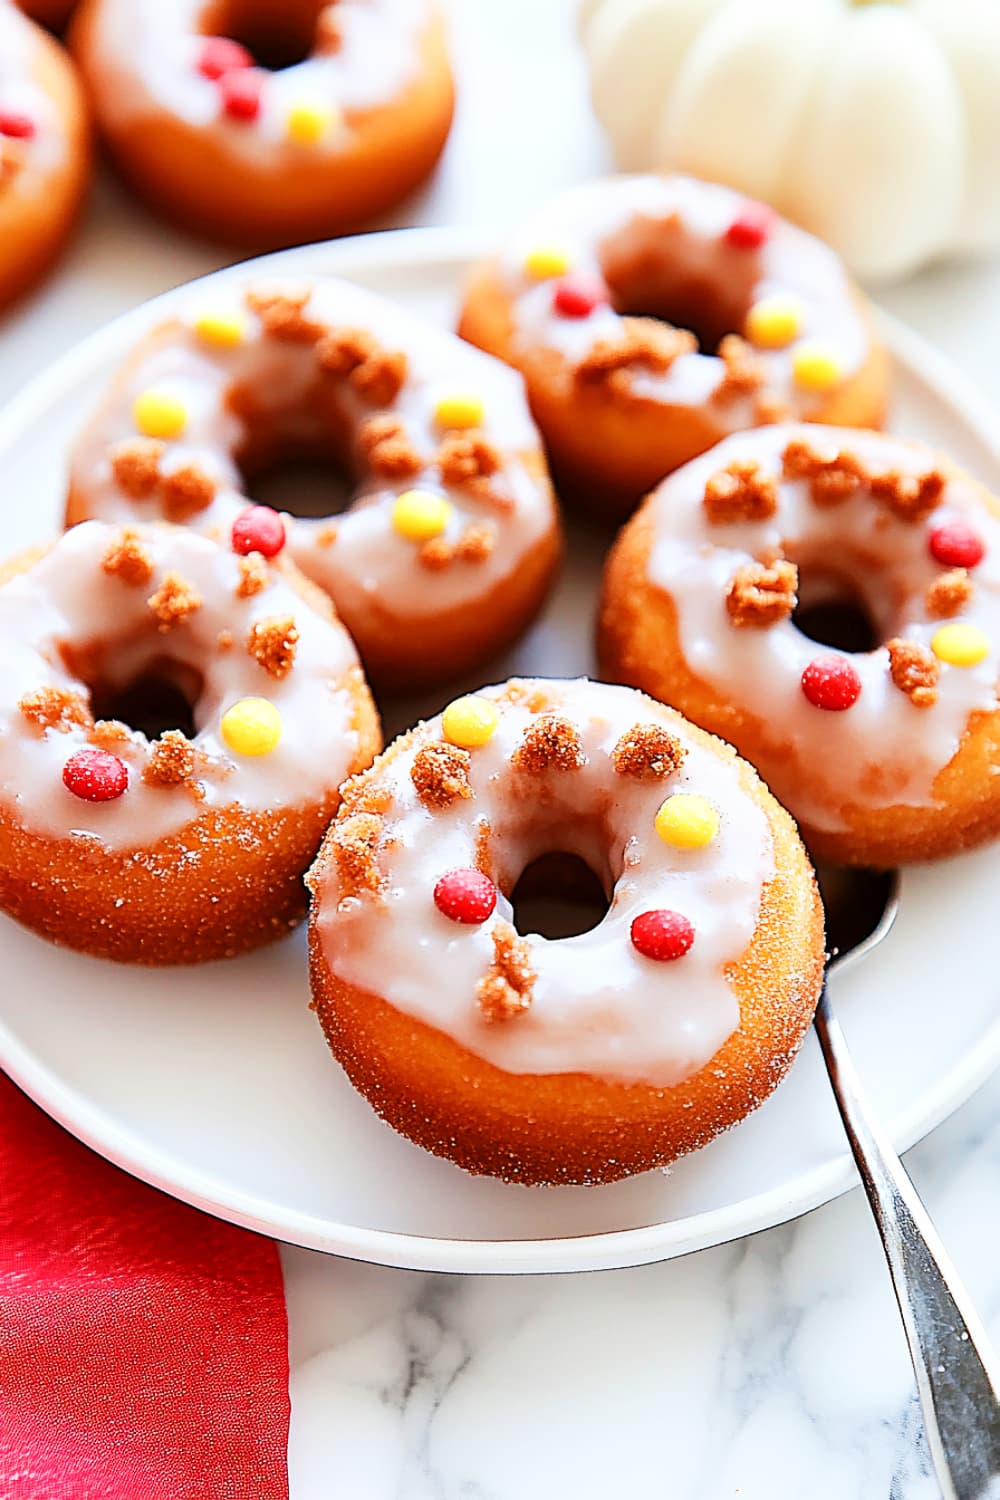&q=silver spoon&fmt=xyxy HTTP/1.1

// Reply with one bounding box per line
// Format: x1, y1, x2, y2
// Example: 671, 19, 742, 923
816, 865, 1000, 1499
